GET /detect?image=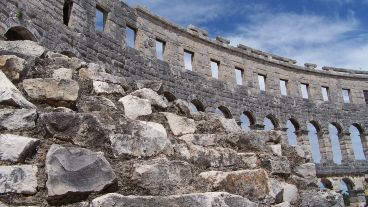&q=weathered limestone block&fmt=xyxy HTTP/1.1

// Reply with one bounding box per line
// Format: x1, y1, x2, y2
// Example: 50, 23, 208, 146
238, 153, 258, 169
52, 68, 73, 80
260, 155, 291, 175
0, 165, 38, 195
77, 96, 116, 112
270, 144, 282, 156
45, 52, 84, 70
293, 163, 316, 180
92, 80, 124, 95
300, 189, 344, 207
0, 55, 25, 80
79, 67, 128, 87
90, 192, 258, 207
0, 109, 37, 130
273, 202, 291, 207
110, 121, 171, 158
46, 144, 117, 204
23, 78, 79, 103
0, 40, 45, 57
132, 158, 193, 195
282, 184, 298, 203
0, 134, 40, 162
0, 70, 35, 108
131, 88, 168, 108
218, 118, 242, 133
119, 95, 152, 119
162, 112, 196, 136
135, 80, 163, 92
168, 99, 191, 116
198, 169, 269, 201
39, 111, 108, 147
